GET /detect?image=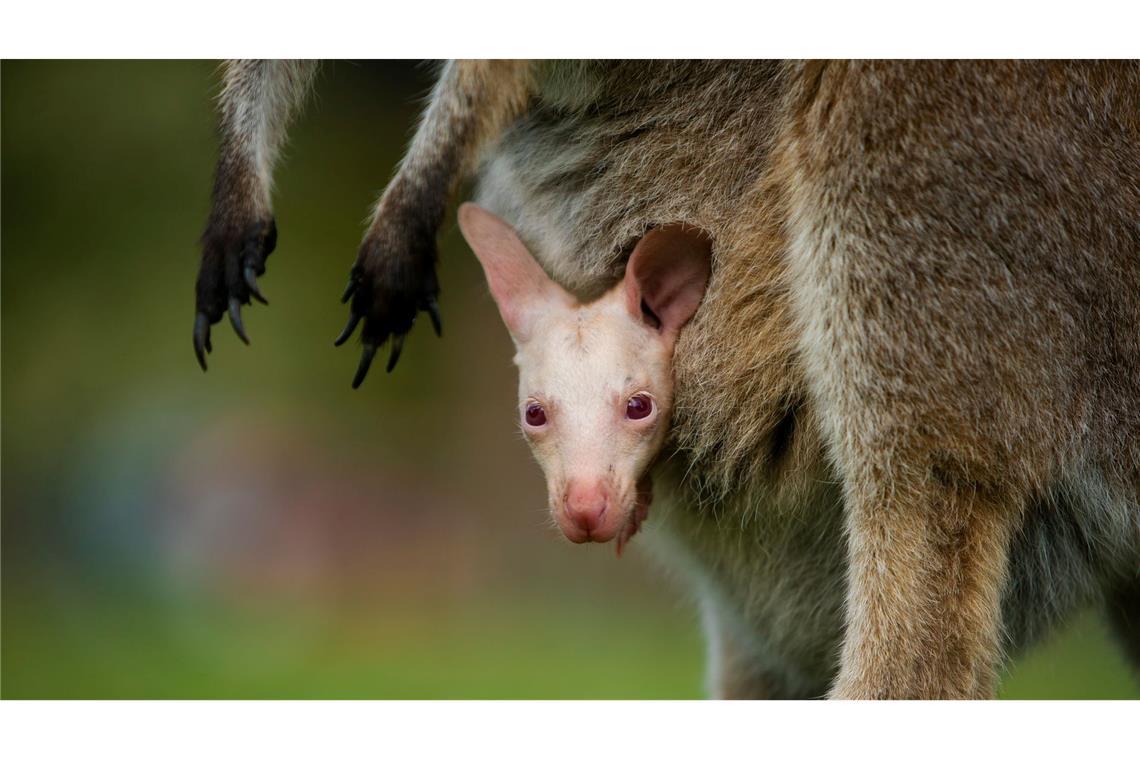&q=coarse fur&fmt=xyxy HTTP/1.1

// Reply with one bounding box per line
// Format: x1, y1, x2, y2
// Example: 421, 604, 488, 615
195, 60, 1140, 698
194, 60, 317, 367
